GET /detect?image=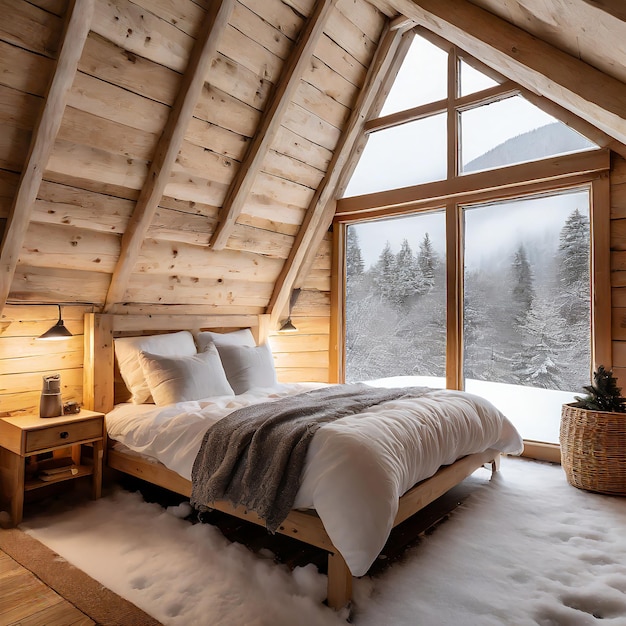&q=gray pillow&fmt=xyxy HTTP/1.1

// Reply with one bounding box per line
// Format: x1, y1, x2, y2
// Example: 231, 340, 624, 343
139, 344, 234, 405
196, 329, 255, 352
215, 343, 278, 394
